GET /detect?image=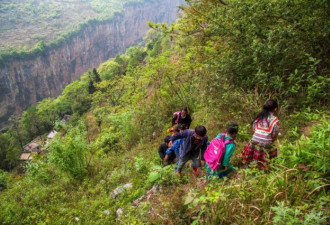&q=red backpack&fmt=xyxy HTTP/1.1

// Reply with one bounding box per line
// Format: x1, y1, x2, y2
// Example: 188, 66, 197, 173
204, 133, 234, 171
